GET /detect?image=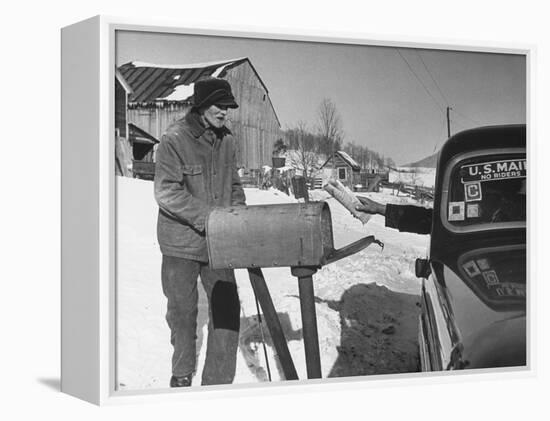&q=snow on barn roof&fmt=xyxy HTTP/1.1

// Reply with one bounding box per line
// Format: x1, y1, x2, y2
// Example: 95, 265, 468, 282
160, 62, 236, 101
118, 57, 267, 104
163, 83, 195, 101
131, 58, 246, 70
